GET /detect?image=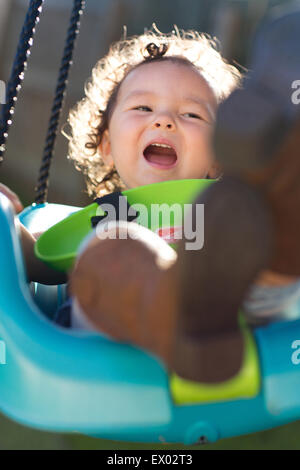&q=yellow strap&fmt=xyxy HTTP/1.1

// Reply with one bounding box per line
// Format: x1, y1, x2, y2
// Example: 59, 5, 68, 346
170, 326, 260, 404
